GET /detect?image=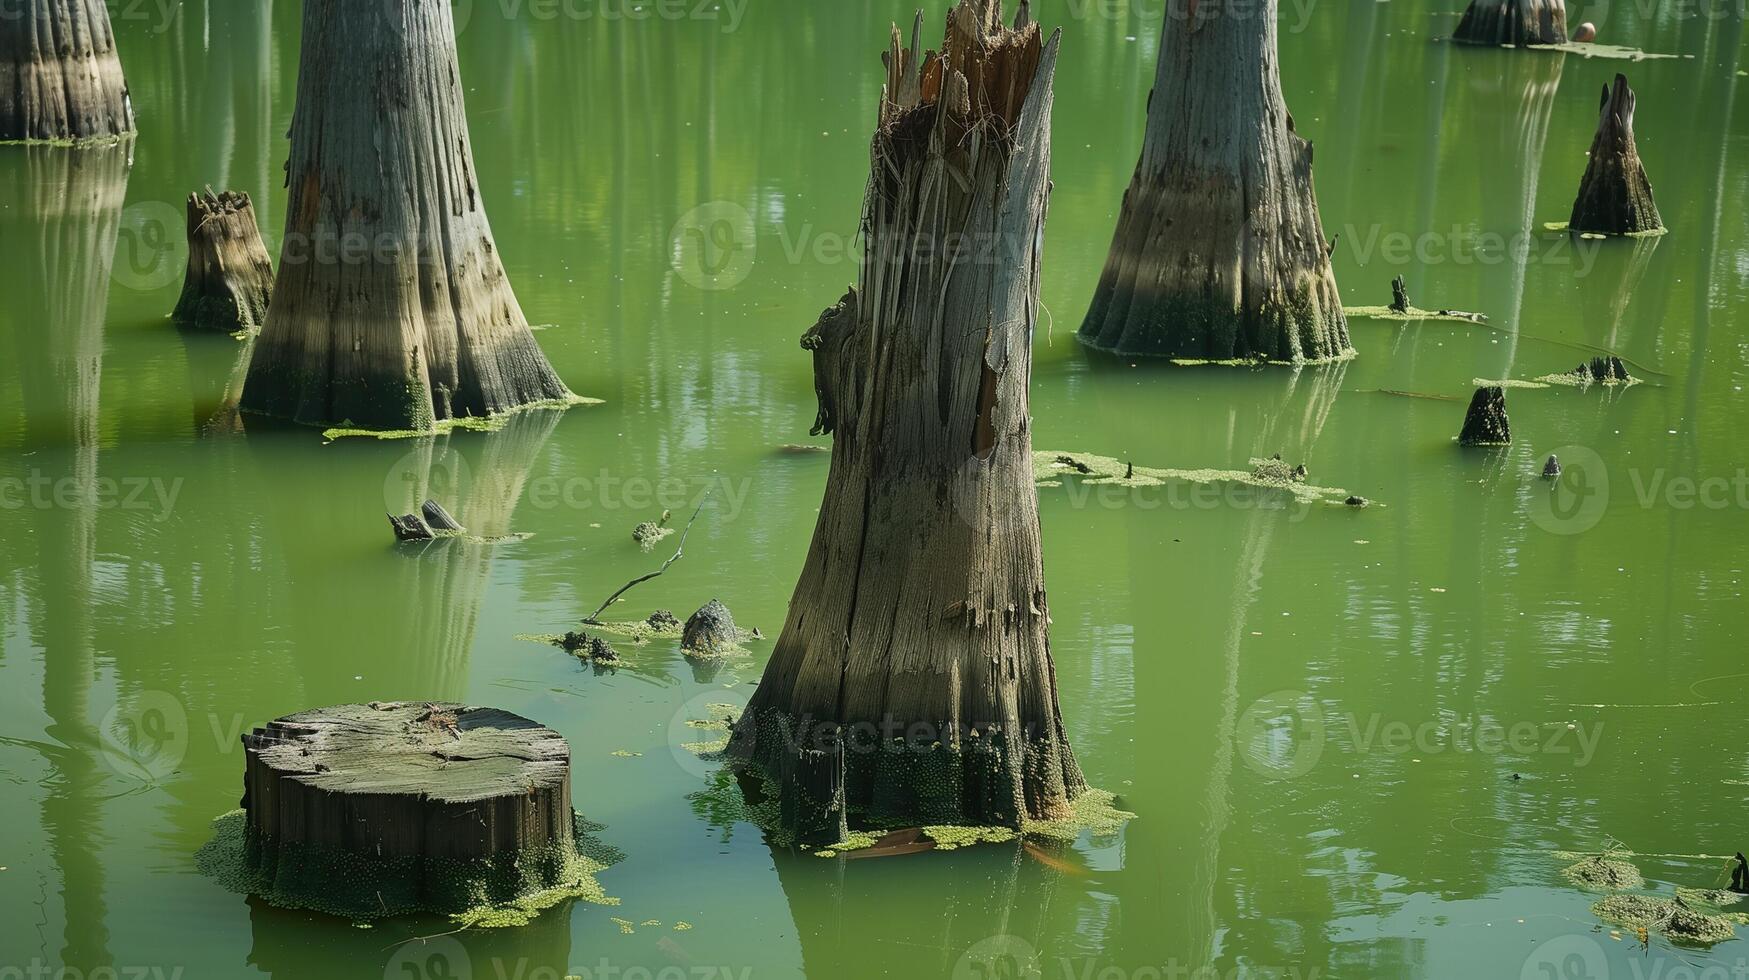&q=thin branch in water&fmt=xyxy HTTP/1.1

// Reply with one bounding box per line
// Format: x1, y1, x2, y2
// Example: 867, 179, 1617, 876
582, 491, 712, 625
